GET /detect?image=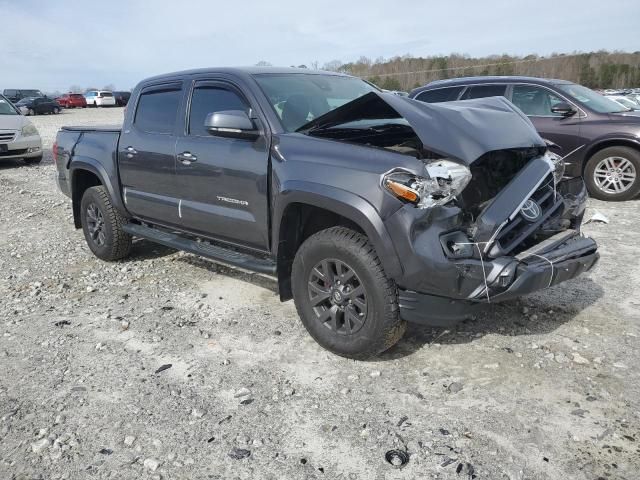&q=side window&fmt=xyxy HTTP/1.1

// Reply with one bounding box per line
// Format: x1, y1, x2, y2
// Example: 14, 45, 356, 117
415, 86, 463, 103
188, 85, 248, 137
135, 87, 182, 134
460, 84, 507, 100
512, 85, 565, 116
